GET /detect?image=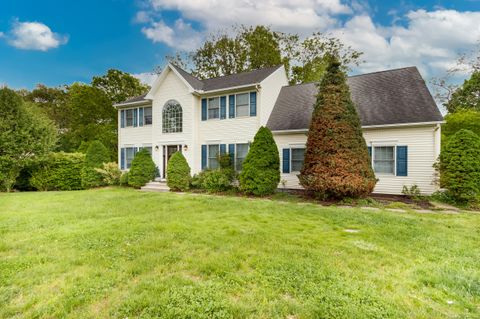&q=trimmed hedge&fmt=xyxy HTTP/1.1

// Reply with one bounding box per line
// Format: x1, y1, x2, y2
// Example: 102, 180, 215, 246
81, 140, 110, 188
128, 149, 156, 188
167, 152, 191, 191
438, 129, 480, 204
239, 126, 280, 196
30, 152, 85, 191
